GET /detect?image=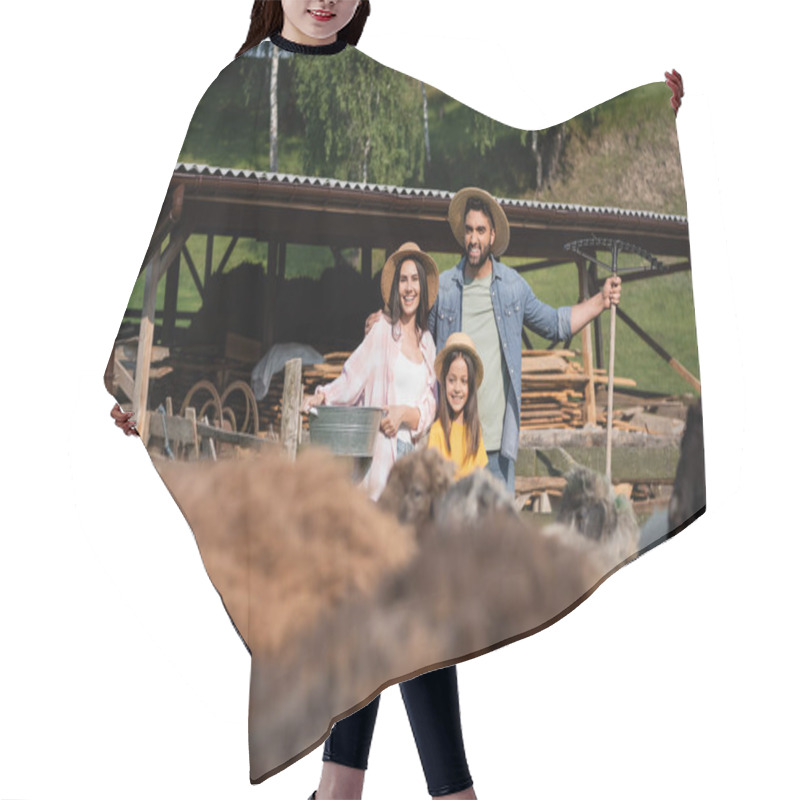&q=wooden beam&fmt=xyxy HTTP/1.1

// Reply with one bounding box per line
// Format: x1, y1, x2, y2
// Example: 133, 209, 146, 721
515, 258, 572, 273
217, 236, 239, 273
361, 247, 372, 281
181, 244, 203, 296
615, 306, 701, 393
204, 234, 214, 286
162, 232, 181, 344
